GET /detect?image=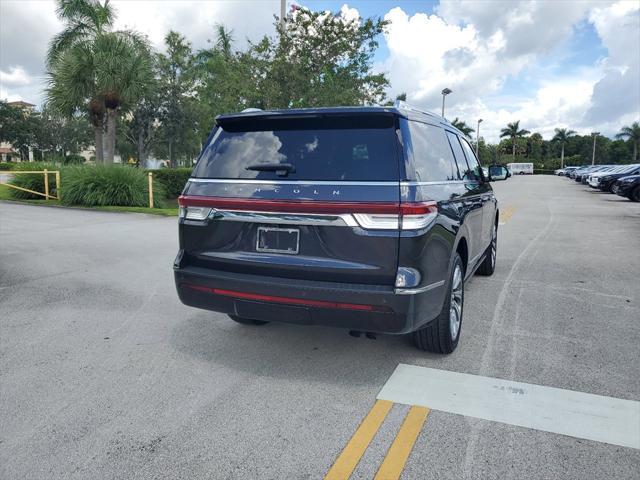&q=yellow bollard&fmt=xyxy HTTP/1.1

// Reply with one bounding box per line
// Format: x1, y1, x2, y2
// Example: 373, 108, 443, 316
55, 171, 61, 199
148, 172, 154, 208
44, 169, 49, 200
